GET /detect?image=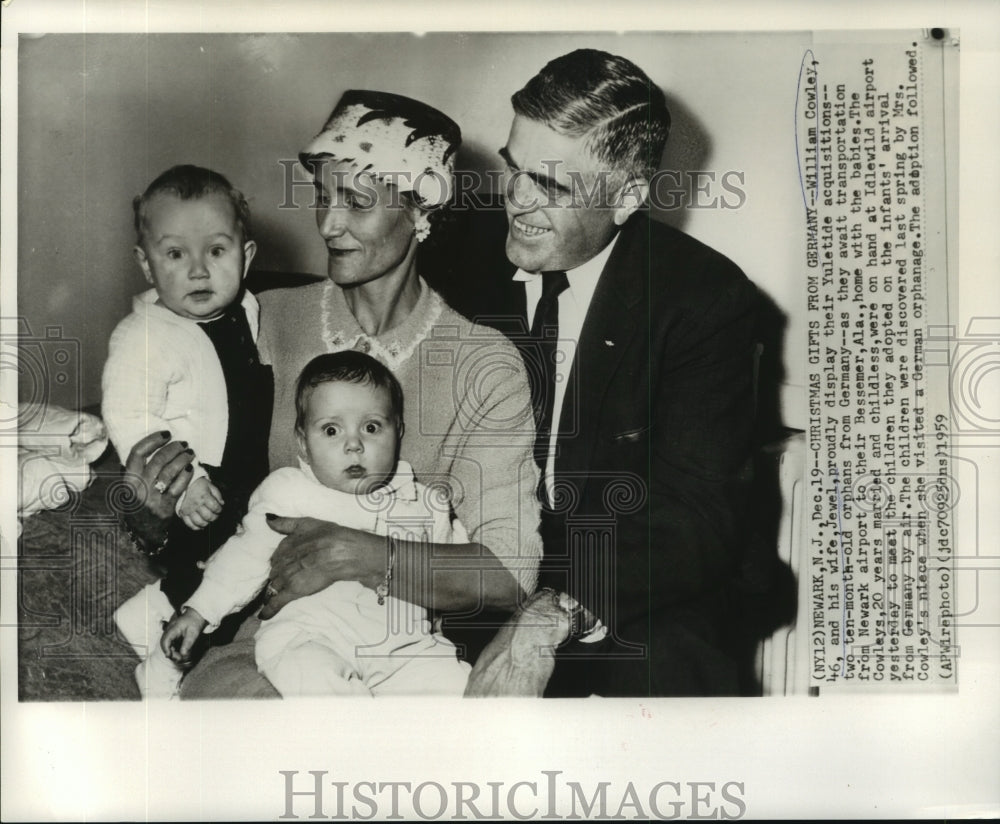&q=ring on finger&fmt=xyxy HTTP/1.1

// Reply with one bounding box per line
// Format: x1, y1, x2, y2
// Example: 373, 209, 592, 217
265, 583, 278, 600
153, 480, 168, 494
